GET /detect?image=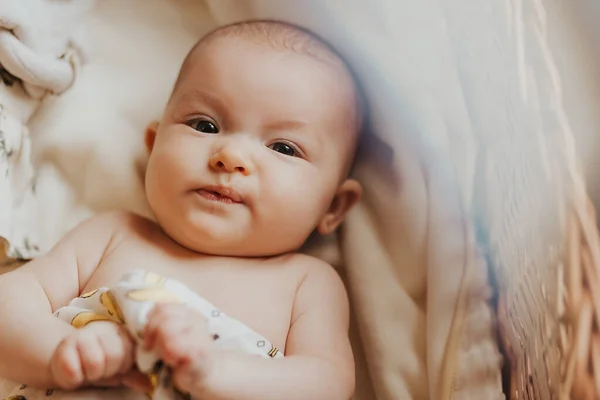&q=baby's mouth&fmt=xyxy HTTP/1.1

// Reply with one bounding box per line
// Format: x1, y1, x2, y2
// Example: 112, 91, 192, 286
196, 186, 243, 204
